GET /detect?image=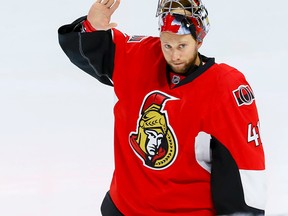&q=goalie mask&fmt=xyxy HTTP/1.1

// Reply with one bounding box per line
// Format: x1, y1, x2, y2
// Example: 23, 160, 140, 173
156, 0, 210, 42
